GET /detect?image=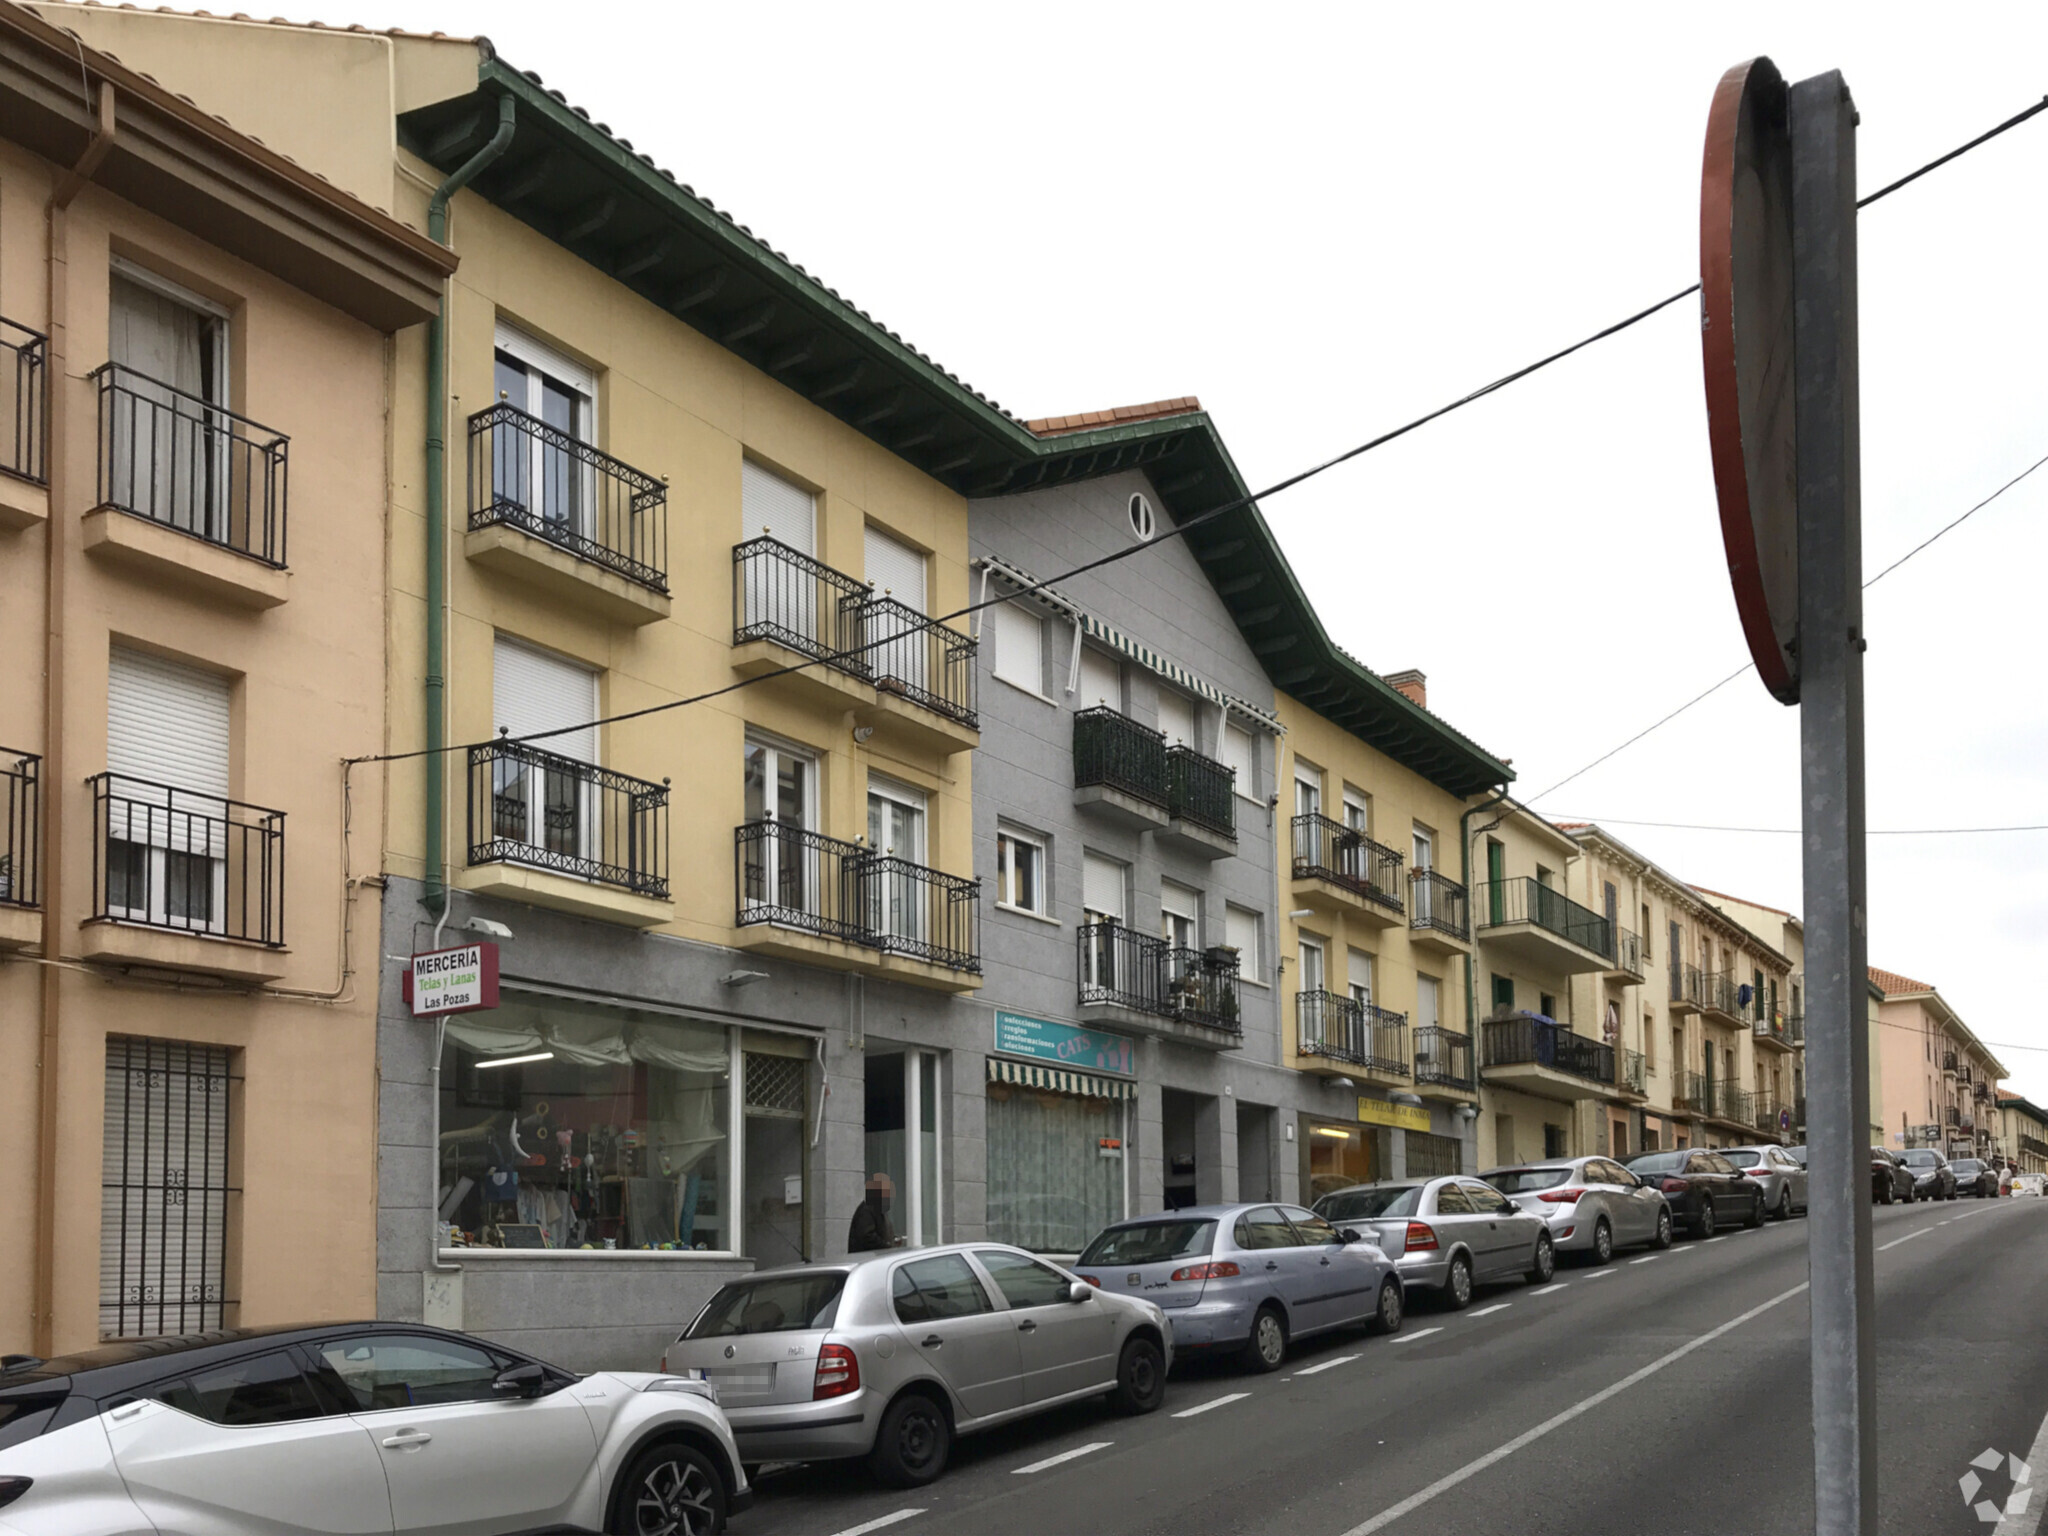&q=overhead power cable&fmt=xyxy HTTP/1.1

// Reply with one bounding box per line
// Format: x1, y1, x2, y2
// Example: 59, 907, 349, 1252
346, 89, 2048, 771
